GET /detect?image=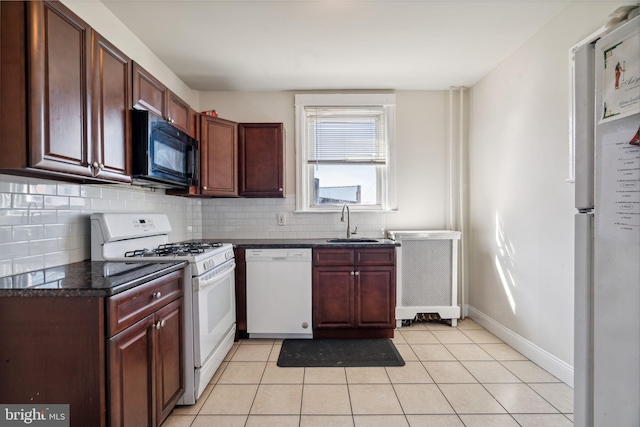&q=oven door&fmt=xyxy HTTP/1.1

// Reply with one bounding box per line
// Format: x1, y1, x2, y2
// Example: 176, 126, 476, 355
192, 260, 236, 367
